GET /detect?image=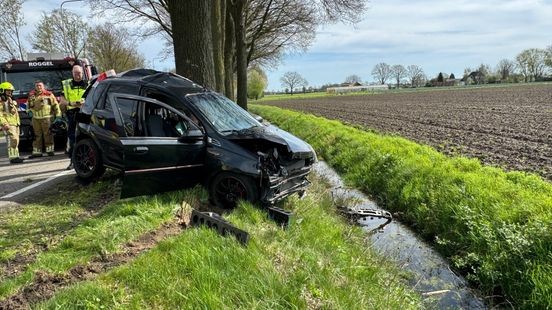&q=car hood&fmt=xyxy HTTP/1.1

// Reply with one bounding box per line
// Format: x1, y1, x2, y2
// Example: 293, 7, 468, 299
226, 125, 315, 159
